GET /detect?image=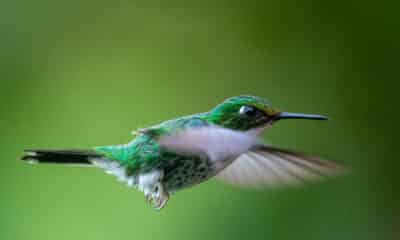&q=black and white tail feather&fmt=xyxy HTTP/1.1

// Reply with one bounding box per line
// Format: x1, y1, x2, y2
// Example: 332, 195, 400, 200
21, 149, 102, 166
21, 150, 137, 187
